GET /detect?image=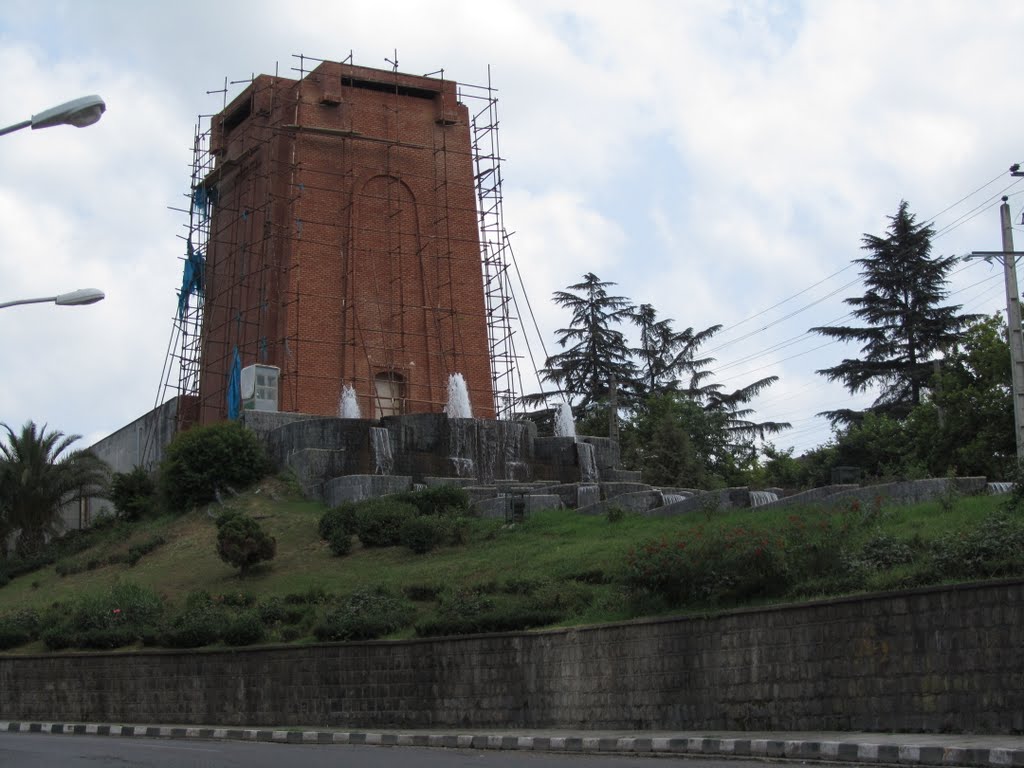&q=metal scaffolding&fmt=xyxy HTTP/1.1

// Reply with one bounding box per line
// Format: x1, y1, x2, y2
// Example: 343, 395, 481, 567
159, 56, 525, 423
